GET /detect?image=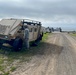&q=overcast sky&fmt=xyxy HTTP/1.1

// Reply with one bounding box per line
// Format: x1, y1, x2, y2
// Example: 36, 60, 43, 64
0, 0, 76, 30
